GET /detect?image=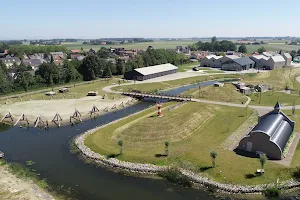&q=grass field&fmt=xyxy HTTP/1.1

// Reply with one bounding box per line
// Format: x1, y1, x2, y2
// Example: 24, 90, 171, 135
249, 91, 300, 106
1, 78, 124, 104
61, 40, 198, 51
242, 68, 300, 91
85, 102, 296, 185
238, 43, 300, 53
177, 62, 199, 72
114, 74, 240, 93
183, 84, 248, 104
